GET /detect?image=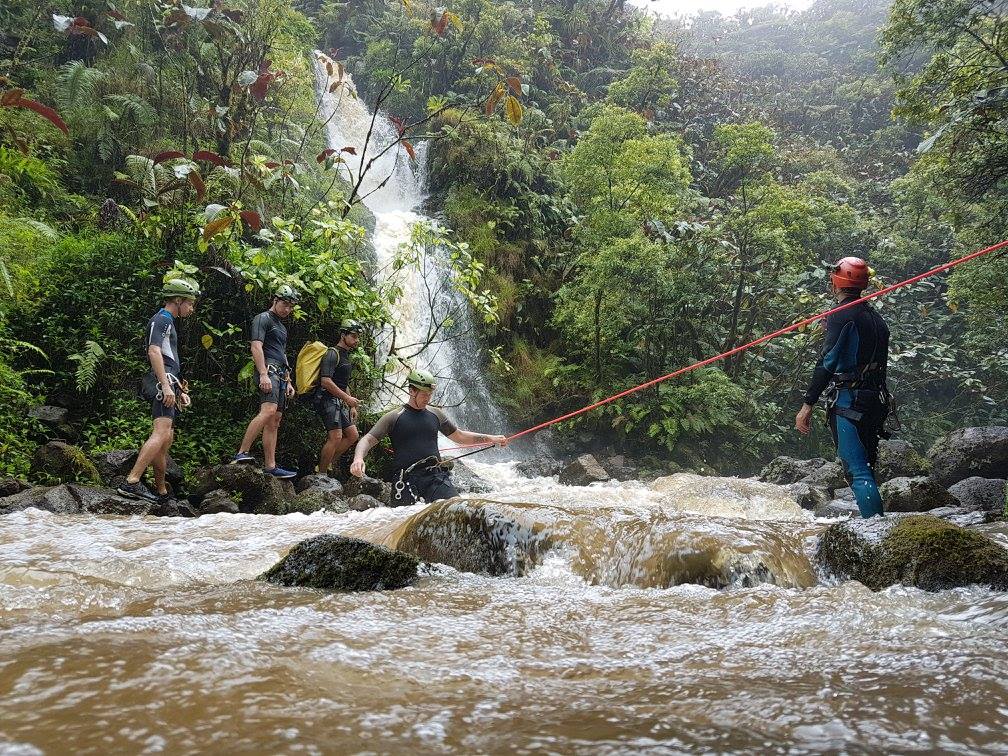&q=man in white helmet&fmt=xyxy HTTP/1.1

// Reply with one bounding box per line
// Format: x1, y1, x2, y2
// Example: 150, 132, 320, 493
350, 369, 507, 506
